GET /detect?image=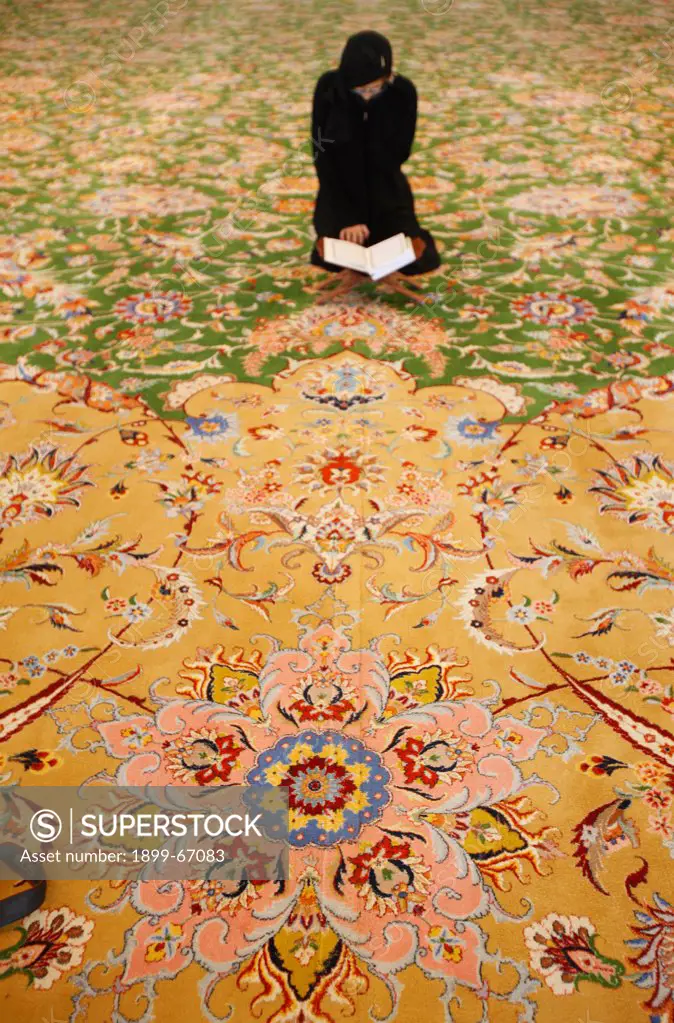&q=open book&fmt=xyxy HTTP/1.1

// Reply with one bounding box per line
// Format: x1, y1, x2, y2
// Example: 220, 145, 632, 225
323, 233, 416, 280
